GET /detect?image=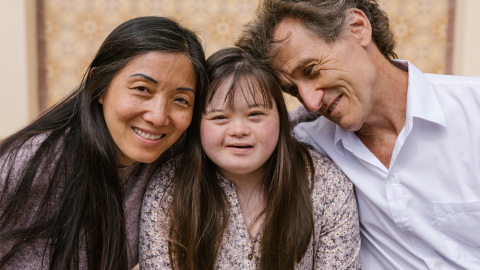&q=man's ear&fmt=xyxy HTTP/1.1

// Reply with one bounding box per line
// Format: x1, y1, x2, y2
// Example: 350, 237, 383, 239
347, 8, 373, 48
